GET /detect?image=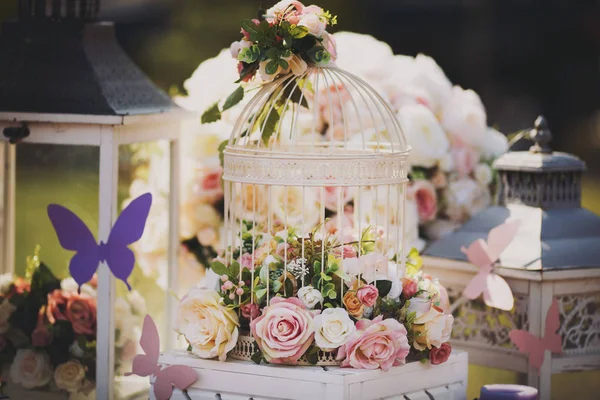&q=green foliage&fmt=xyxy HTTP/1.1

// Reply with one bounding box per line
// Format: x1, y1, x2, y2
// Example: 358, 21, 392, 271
303, 345, 320, 365
223, 86, 245, 111
375, 280, 393, 298
201, 102, 222, 123
251, 350, 265, 365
